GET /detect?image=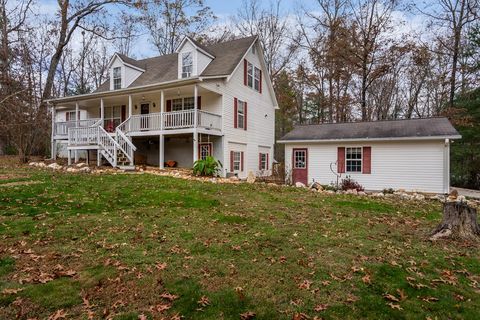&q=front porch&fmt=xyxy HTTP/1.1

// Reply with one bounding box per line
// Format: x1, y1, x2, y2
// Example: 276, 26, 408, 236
52, 84, 222, 139
51, 84, 223, 169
